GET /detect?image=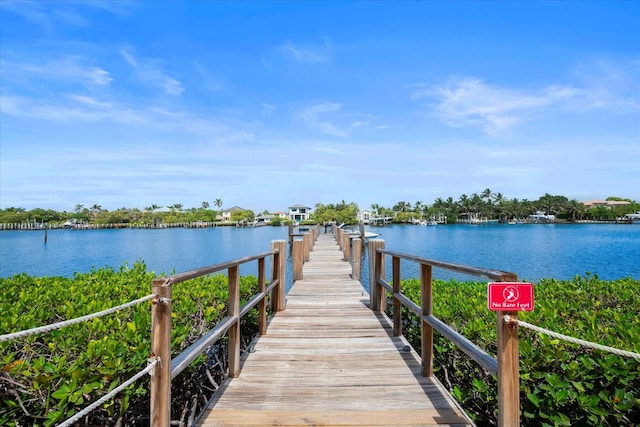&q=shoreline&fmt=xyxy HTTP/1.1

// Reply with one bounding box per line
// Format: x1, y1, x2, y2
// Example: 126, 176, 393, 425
1, 218, 638, 231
